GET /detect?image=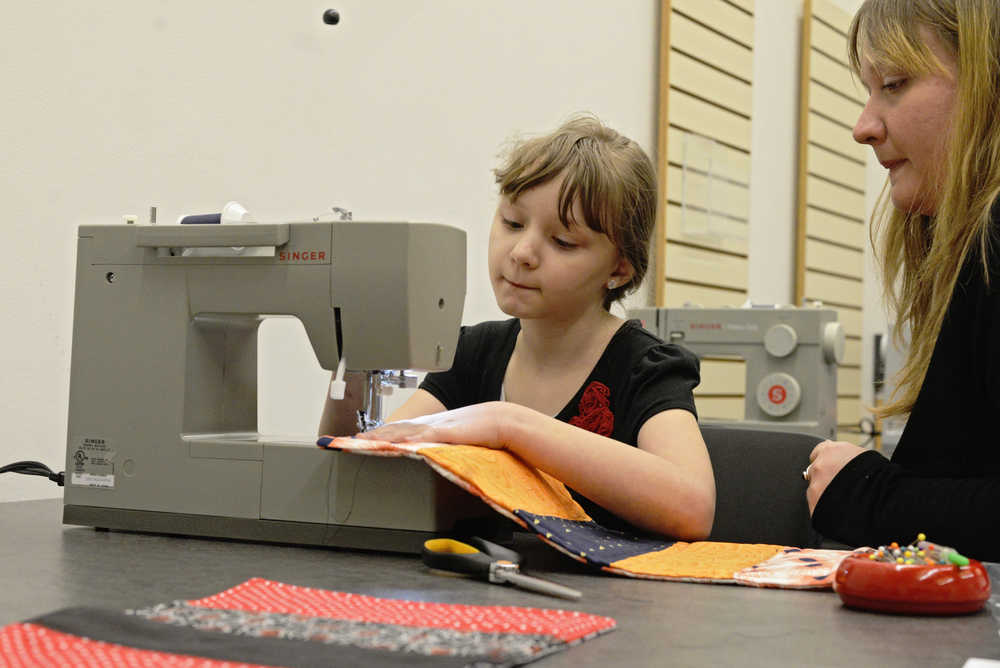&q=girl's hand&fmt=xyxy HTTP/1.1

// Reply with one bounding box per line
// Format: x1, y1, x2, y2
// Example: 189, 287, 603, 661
805, 440, 866, 515
355, 401, 516, 449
